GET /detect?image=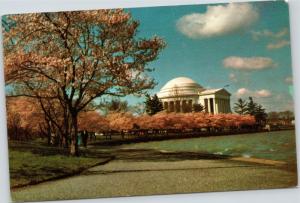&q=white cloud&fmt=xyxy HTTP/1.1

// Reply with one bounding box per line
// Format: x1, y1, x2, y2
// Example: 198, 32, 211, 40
236, 88, 250, 97
177, 3, 259, 38
251, 28, 288, 40
285, 76, 293, 84
267, 40, 290, 50
235, 88, 272, 98
223, 56, 276, 70
251, 28, 290, 50
255, 89, 272, 98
